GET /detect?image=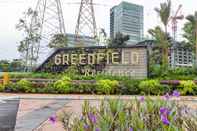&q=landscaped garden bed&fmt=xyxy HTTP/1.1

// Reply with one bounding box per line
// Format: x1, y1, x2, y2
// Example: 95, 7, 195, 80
0, 67, 197, 95
59, 95, 197, 131
1, 74, 197, 96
